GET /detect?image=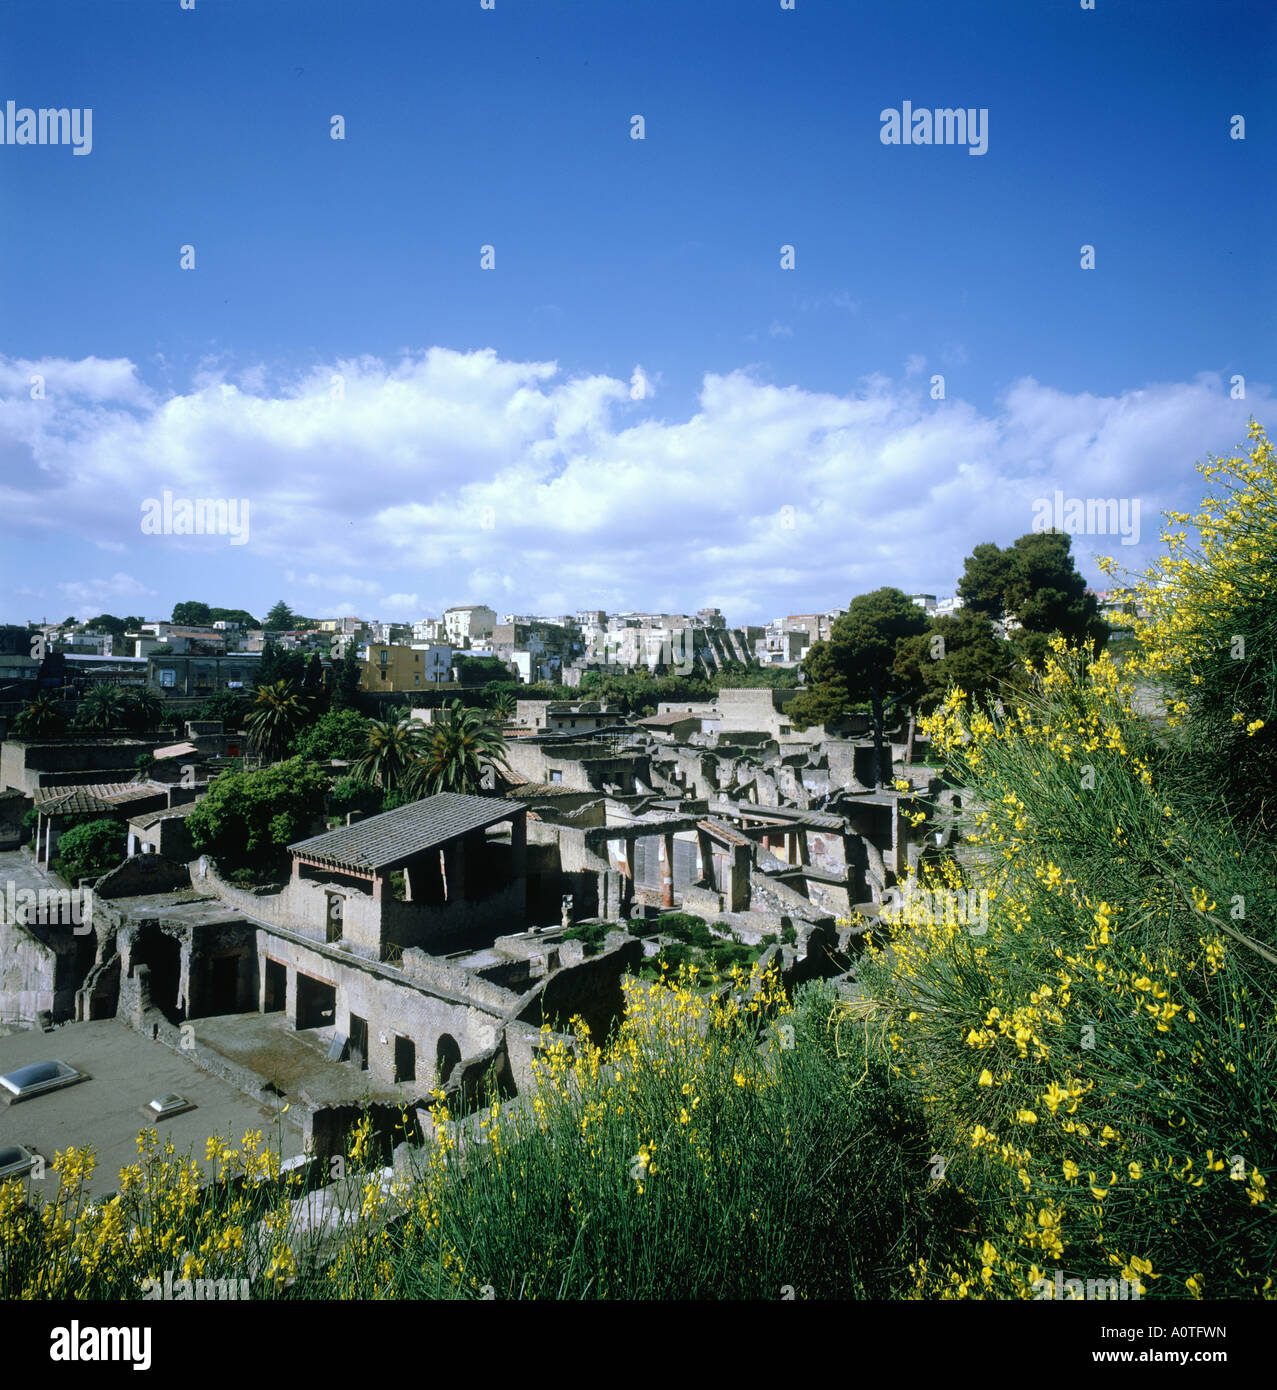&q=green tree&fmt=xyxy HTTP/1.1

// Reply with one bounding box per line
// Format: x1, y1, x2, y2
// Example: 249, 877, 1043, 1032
292, 707, 373, 762
413, 700, 512, 796
208, 607, 259, 629
787, 588, 929, 786
264, 600, 297, 631
330, 650, 363, 710
245, 680, 314, 763
86, 614, 128, 639
302, 653, 325, 693
958, 532, 1108, 662
171, 601, 213, 626
454, 655, 510, 684
490, 691, 517, 723
356, 716, 429, 794
55, 818, 127, 881
327, 775, 412, 819
894, 608, 1014, 718
198, 692, 250, 728
11, 695, 67, 738
74, 684, 127, 730
956, 542, 1016, 621
256, 639, 306, 688
187, 757, 329, 867
120, 687, 163, 733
